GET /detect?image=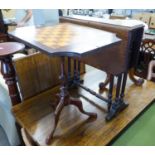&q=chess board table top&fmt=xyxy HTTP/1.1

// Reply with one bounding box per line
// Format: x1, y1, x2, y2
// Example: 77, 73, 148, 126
9, 23, 121, 57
